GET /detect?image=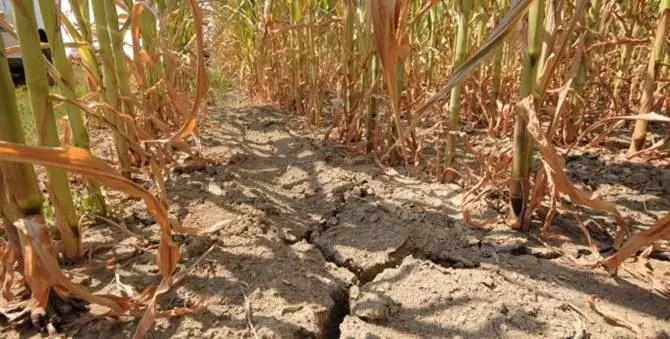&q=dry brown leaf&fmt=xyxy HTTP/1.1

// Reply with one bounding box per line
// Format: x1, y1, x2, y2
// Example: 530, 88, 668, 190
0, 142, 180, 334
370, 0, 410, 157
601, 212, 670, 275
132, 243, 216, 339
462, 208, 498, 230
536, 0, 589, 99
587, 296, 641, 335
575, 112, 670, 152
165, 0, 208, 143
170, 218, 233, 236
517, 97, 629, 242
412, 0, 533, 121
15, 216, 131, 314
130, 3, 149, 89
49, 94, 148, 158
